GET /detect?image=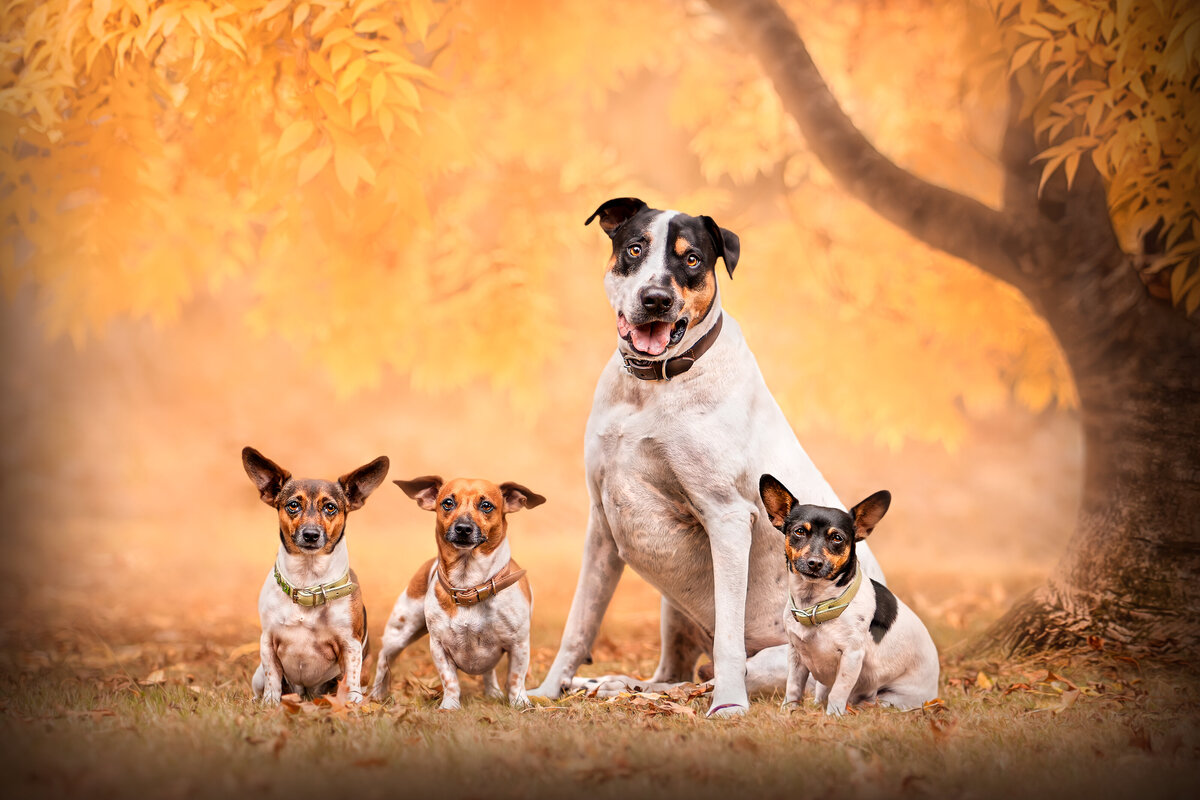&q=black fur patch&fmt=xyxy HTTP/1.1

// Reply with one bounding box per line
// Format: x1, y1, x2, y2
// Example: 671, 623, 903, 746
870, 580, 898, 644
